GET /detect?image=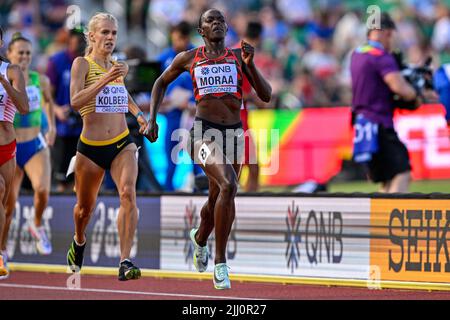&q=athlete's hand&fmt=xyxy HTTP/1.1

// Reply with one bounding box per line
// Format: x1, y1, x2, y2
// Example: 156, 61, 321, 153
103, 63, 127, 83
241, 40, 255, 66
54, 104, 71, 122
45, 127, 56, 147
140, 120, 159, 143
